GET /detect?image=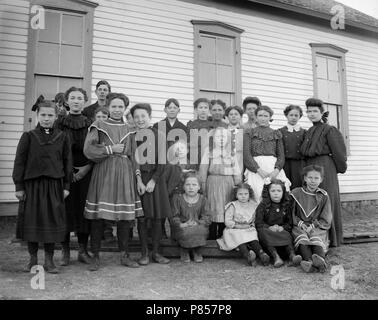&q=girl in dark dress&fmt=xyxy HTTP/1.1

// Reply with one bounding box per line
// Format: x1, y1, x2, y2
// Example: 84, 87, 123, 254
131, 103, 171, 264
279, 105, 306, 189
300, 98, 347, 247
255, 179, 302, 268
13, 100, 72, 274
56, 87, 93, 266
